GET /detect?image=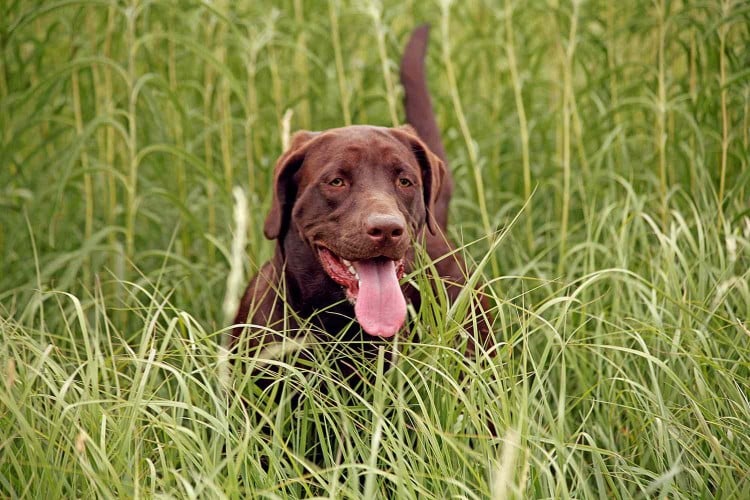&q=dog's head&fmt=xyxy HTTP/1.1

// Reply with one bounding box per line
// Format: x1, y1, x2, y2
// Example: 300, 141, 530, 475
263, 125, 445, 338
